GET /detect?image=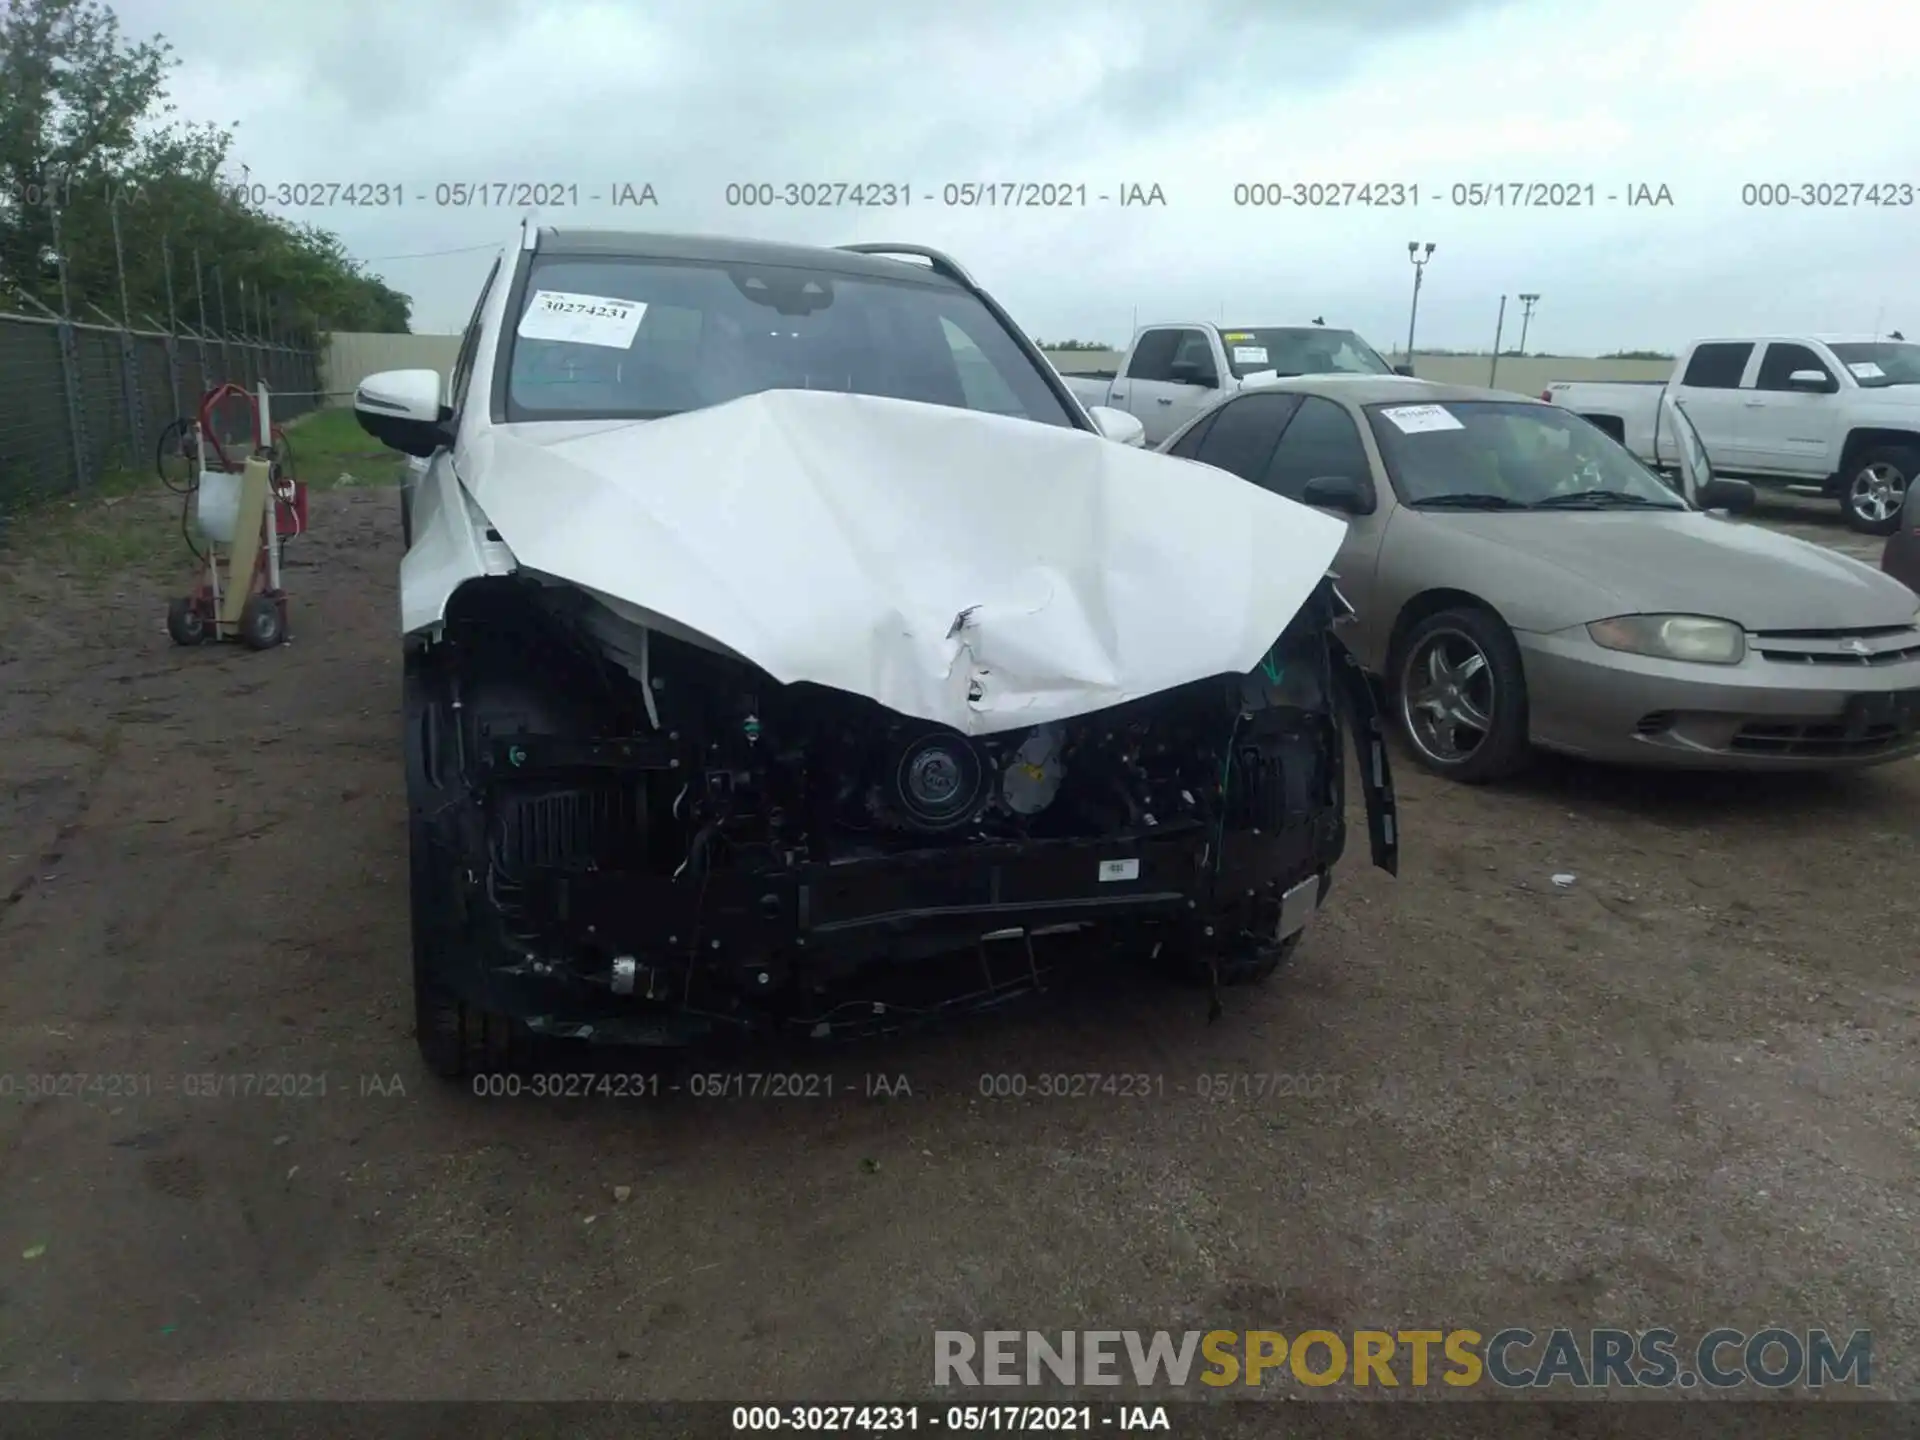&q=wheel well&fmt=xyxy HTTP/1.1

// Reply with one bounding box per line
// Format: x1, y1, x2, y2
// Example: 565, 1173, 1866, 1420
1838, 428, 1920, 476
1386, 589, 1501, 675
1580, 413, 1625, 443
